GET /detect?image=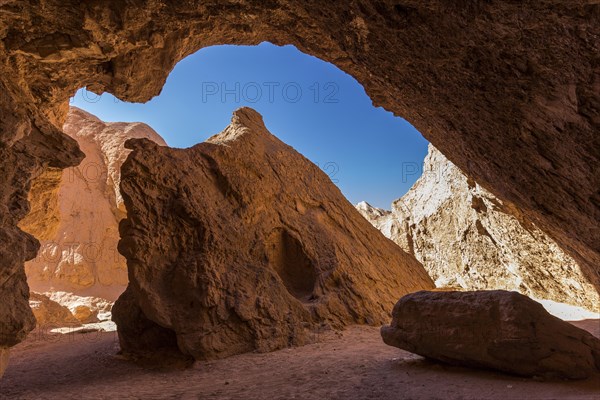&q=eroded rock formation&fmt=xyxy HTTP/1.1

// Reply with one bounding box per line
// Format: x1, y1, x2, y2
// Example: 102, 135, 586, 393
20, 107, 166, 303
357, 145, 600, 311
381, 290, 600, 379
56, 291, 113, 323
112, 107, 433, 360
13, 107, 166, 334
0, 1, 598, 356
29, 292, 81, 327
